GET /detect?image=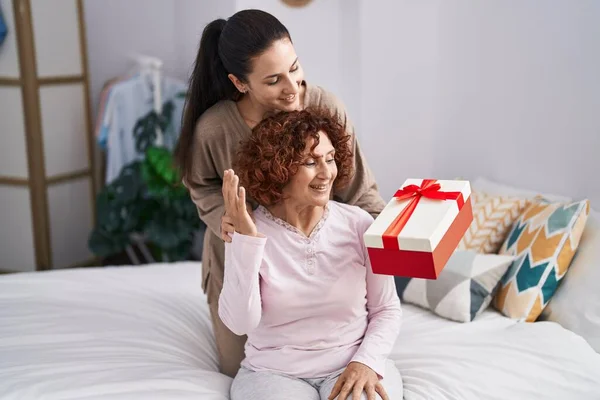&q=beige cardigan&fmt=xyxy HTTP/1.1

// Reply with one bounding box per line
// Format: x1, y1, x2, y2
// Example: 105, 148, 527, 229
186, 82, 386, 299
